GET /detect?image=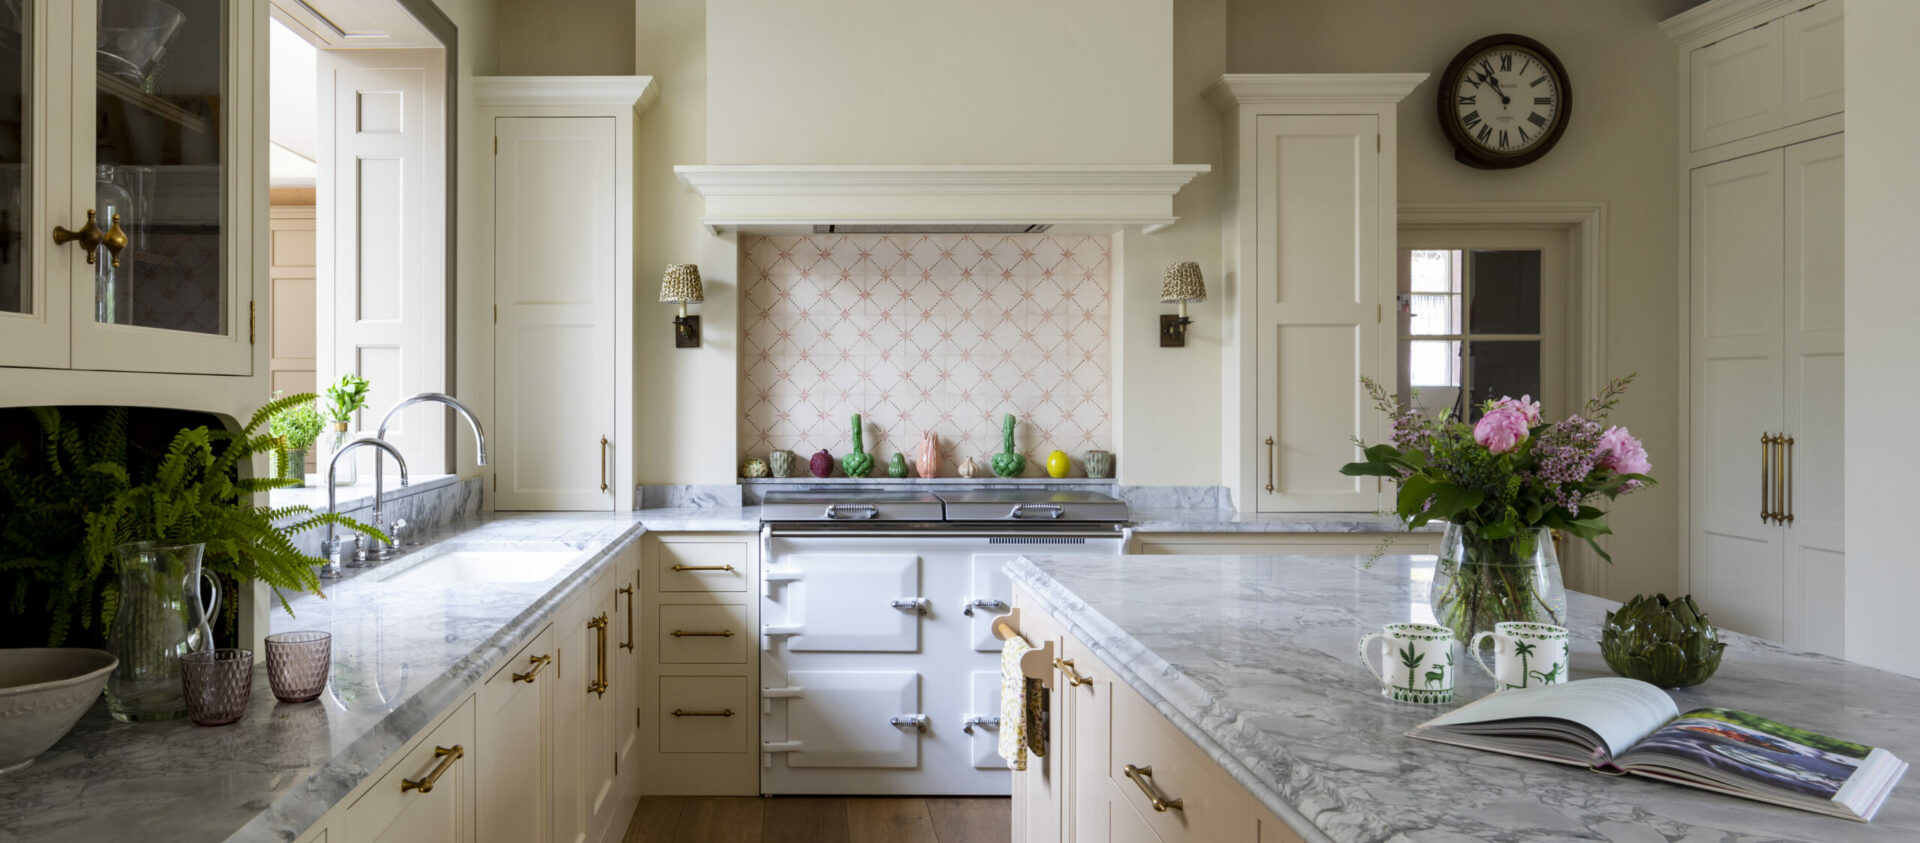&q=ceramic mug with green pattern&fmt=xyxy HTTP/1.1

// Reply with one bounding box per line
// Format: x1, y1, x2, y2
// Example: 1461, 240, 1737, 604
1470, 622, 1570, 691
1358, 622, 1455, 704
